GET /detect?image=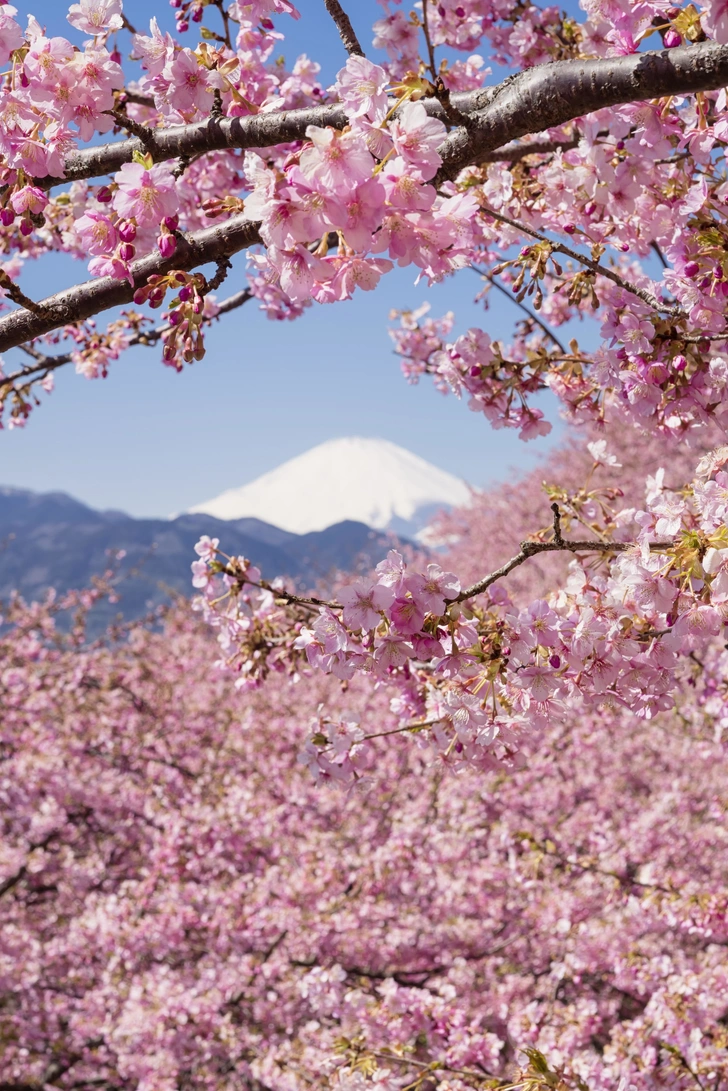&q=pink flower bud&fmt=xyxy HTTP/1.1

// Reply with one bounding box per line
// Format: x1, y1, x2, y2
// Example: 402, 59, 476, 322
118, 220, 137, 243
563, 223, 576, 234
169, 308, 184, 326
177, 19, 189, 30
549, 654, 561, 669
178, 285, 192, 302
0, 208, 14, 226
158, 234, 177, 259
619, 243, 629, 252
684, 260, 700, 277
663, 28, 681, 47
110, 49, 122, 64
20, 218, 33, 236
118, 242, 136, 261
673, 354, 687, 372
468, 365, 481, 377
96, 186, 113, 204
163, 215, 179, 232
192, 6, 203, 20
